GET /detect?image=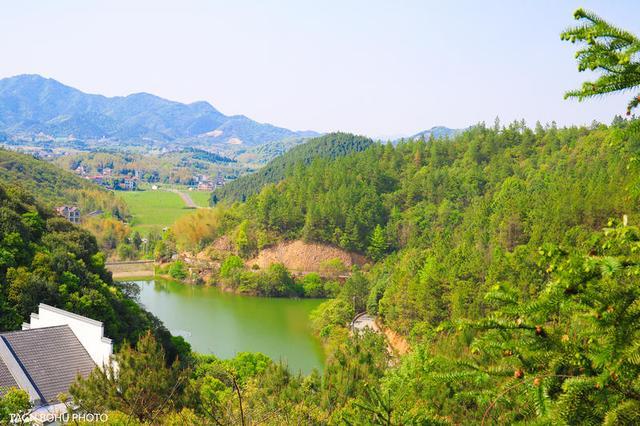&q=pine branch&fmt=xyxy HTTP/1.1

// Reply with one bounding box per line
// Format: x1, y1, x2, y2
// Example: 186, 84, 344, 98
561, 9, 640, 114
